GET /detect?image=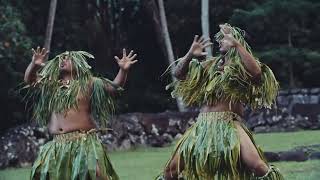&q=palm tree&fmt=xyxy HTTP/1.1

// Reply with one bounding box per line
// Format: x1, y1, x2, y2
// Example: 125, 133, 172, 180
157, 0, 186, 111
201, 0, 212, 56
44, 0, 58, 60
